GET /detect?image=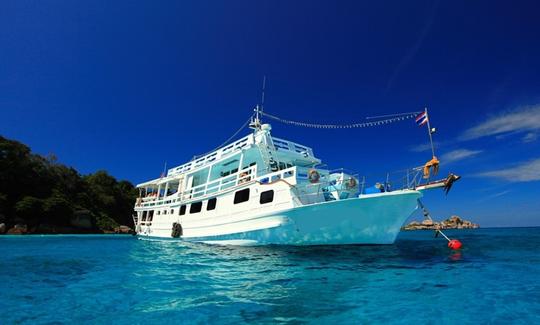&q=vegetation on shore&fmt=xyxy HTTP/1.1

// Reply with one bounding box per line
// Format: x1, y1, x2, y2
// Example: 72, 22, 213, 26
0, 135, 137, 234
